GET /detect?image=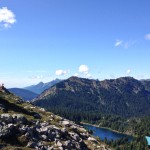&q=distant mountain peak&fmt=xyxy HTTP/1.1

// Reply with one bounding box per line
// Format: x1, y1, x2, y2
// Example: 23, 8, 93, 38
67, 76, 82, 81
38, 81, 44, 85
24, 79, 62, 94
